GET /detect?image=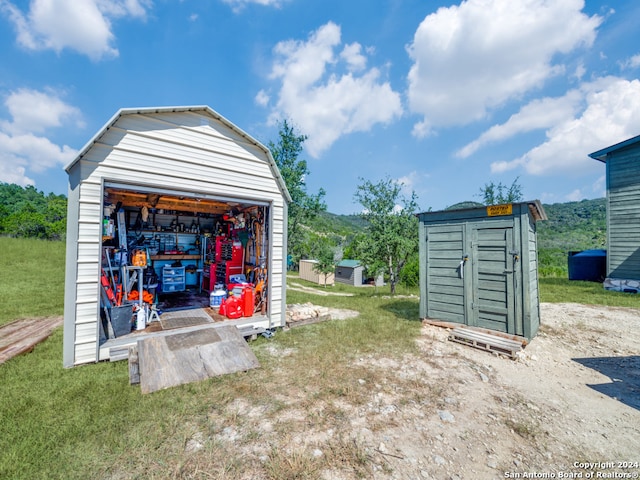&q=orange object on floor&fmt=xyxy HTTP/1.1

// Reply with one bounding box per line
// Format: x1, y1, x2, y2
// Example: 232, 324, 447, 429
242, 286, 254, 317
127, 289, 154, 304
